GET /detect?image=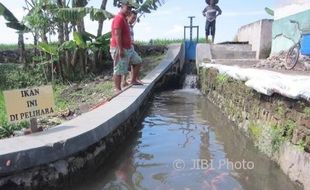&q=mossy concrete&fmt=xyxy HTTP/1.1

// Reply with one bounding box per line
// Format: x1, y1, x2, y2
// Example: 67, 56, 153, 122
199, 67, 310, 189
